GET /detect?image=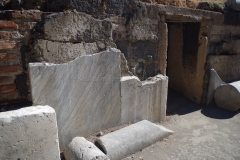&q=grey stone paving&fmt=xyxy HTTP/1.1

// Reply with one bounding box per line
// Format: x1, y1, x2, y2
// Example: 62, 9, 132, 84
124, 89, 240, 160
